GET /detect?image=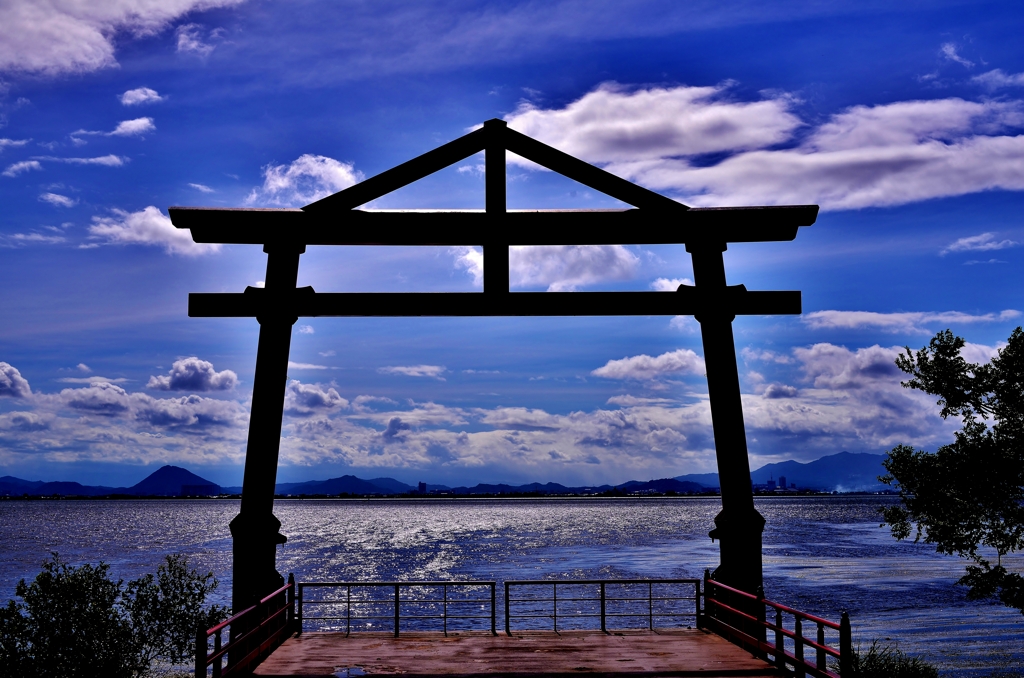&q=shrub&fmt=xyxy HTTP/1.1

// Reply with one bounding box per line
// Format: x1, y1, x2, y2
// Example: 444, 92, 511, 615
838, 640, 938, 678
0, 553, 227, 678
